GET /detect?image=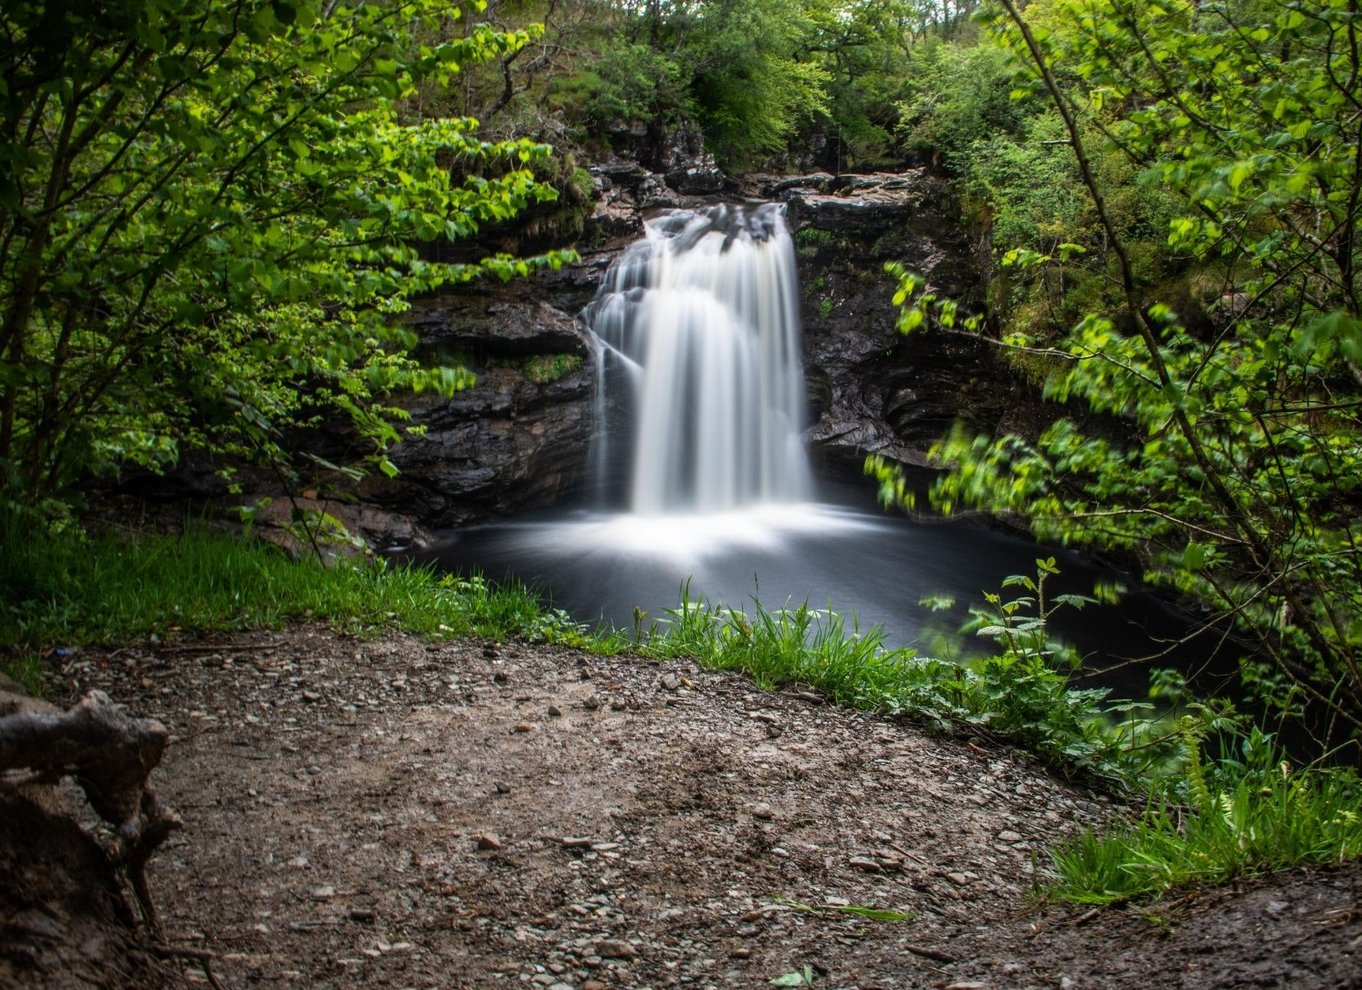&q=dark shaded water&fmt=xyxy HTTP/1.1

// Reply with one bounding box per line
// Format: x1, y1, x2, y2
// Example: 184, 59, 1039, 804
420, 460, 1219, 701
